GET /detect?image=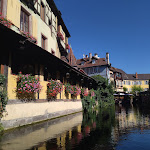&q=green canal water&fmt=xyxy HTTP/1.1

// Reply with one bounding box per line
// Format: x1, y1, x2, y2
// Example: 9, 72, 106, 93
1, 104, 150, 150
